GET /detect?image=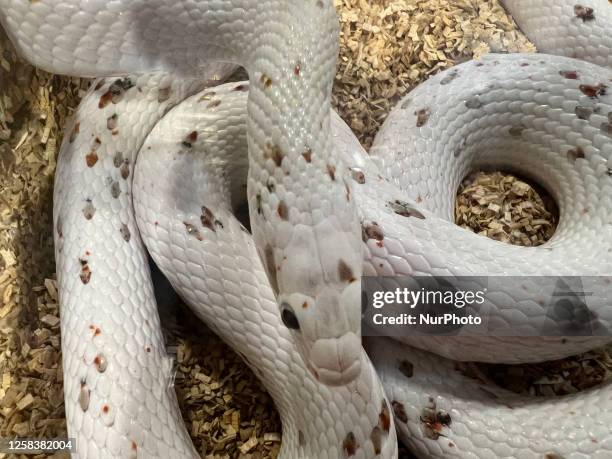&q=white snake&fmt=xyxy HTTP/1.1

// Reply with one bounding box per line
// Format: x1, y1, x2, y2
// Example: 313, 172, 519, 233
2, 0, 612, 457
